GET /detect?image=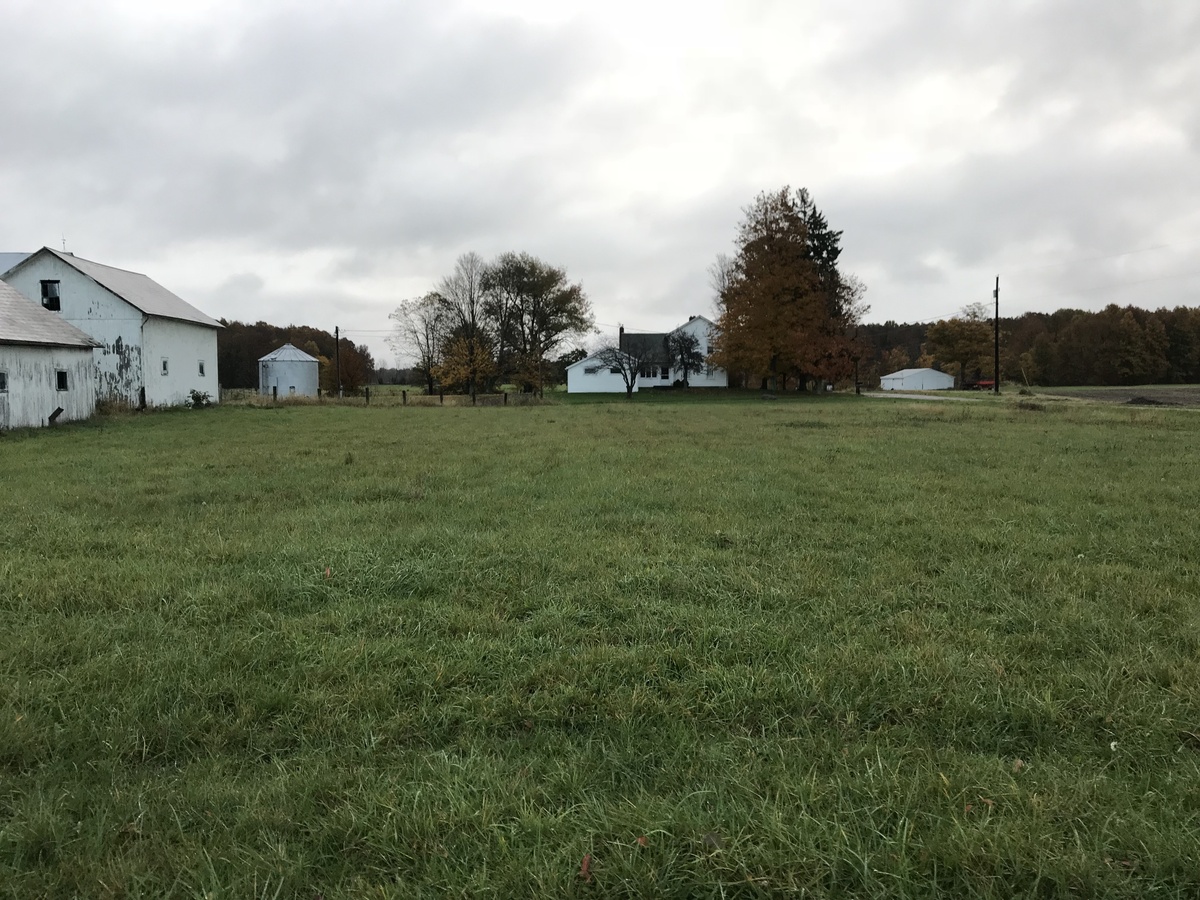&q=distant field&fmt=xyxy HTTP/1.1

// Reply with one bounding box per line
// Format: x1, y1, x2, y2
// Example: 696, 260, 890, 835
3, 396, 1200, 897
1035, 384, 1200, 407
